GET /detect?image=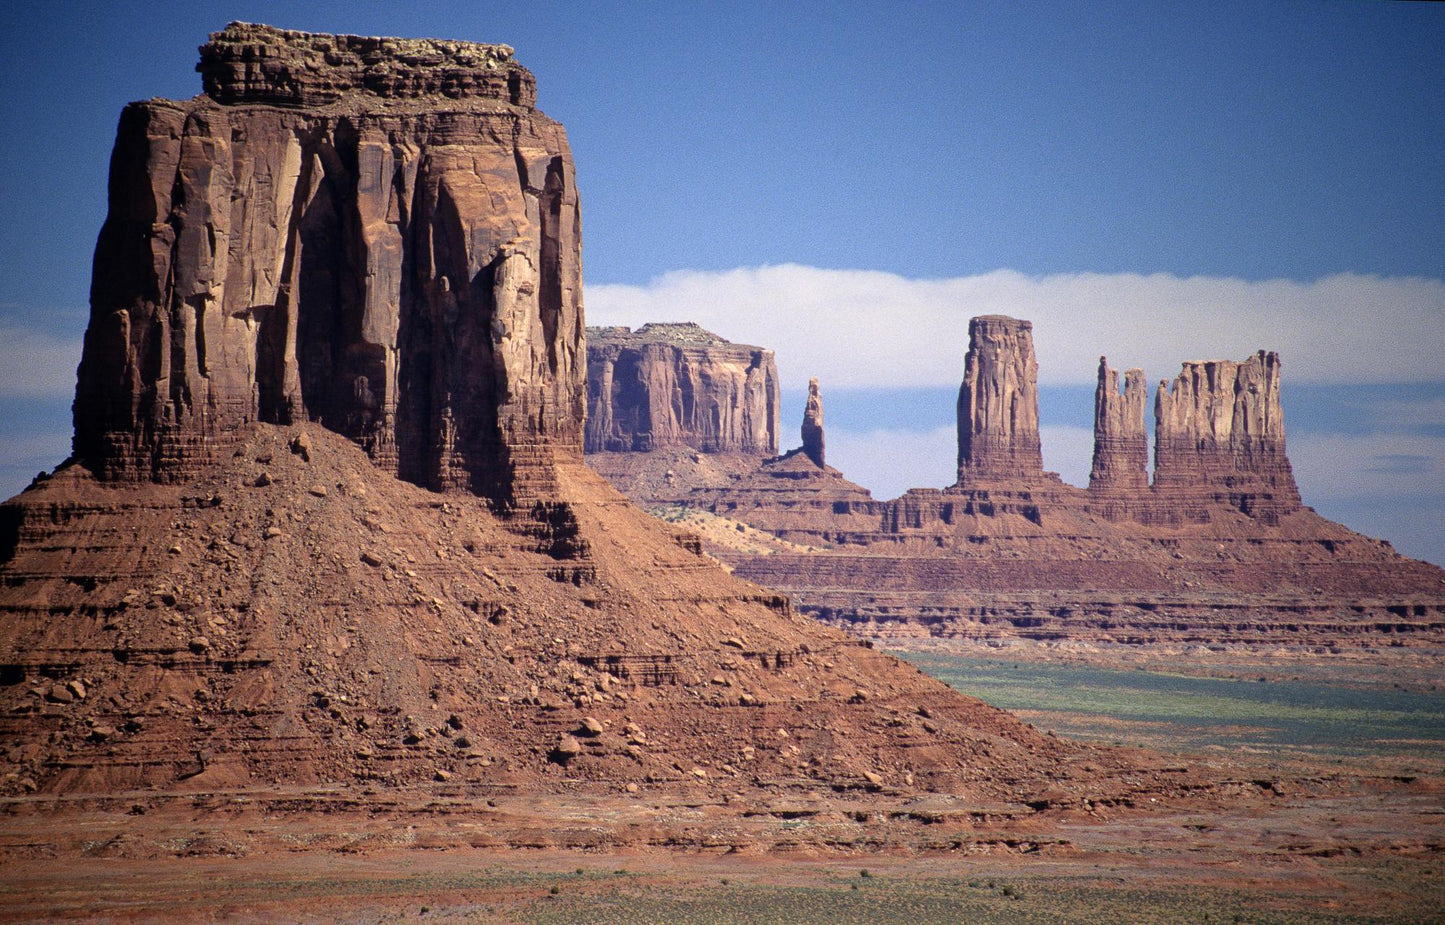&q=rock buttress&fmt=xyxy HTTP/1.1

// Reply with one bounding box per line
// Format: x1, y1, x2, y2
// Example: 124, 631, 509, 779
1089, 357, 1149, 494
801, 376, 825, 467
955, 315, 1045, 485
1152, 351, 1302, 523
584, 323, 779, 455
73, 22, 584, 507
